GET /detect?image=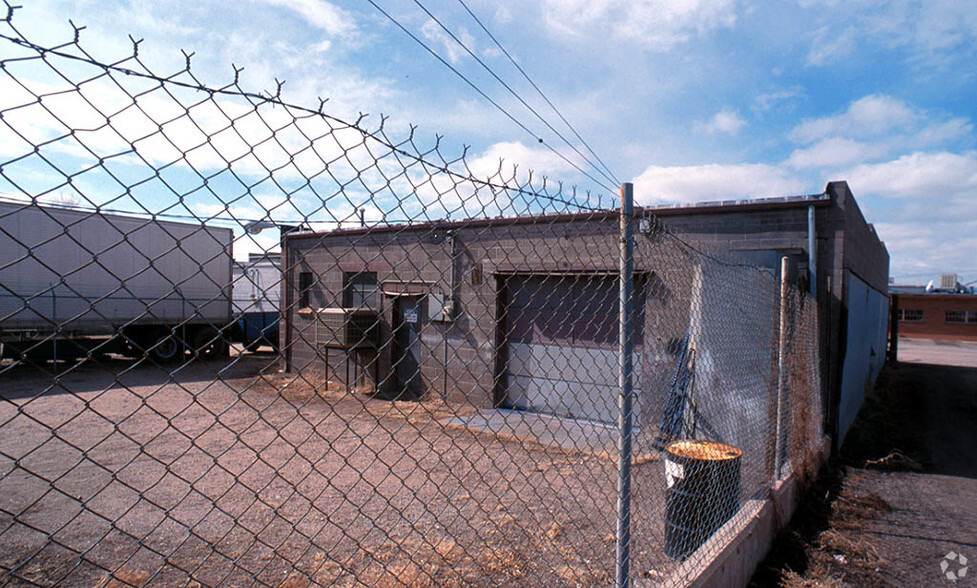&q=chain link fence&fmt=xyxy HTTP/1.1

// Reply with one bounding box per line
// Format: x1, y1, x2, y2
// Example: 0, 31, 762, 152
0, 11, 824, 587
